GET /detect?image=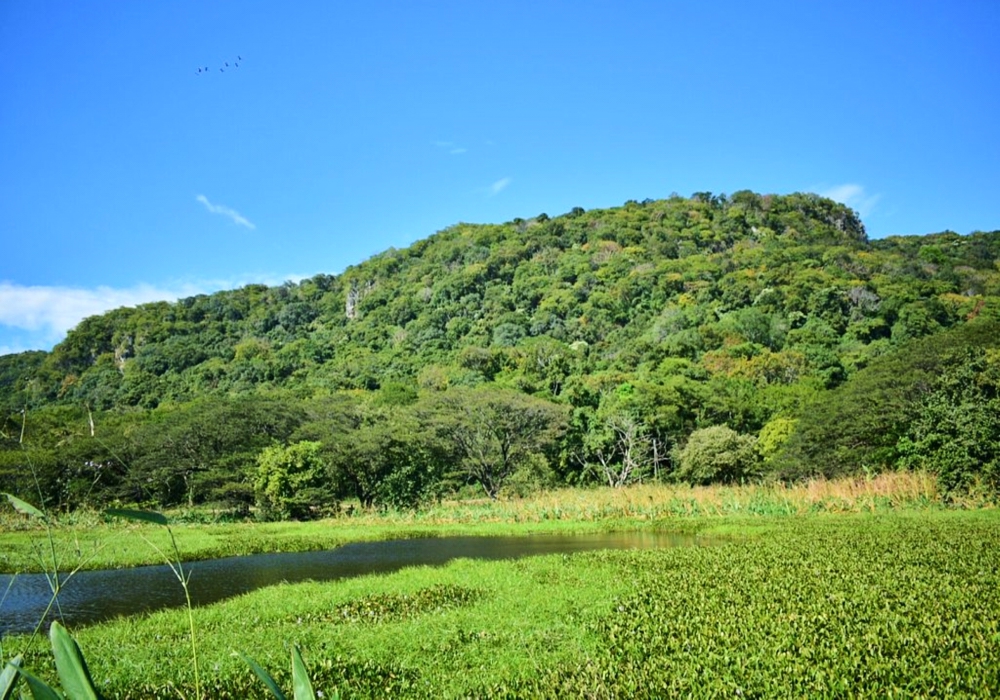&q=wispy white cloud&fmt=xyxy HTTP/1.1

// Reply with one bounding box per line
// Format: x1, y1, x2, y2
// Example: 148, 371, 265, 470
818, 183, 881, 218
489, 177, 512, 196
0, 273, 310, 354
433, 140, 467, 155
196, 194, 256, 229
0, 281, 209, 343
